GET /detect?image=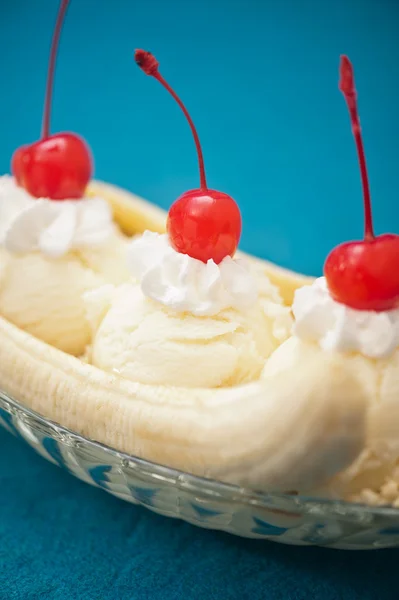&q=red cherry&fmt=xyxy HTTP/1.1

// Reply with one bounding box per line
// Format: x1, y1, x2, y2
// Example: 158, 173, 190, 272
325, 235, 399, 311
135, 49, 241, 264
324, 56, 399, 311
11, 0, 93, 200
167, 189, 241, 264
11, 133, 92, 200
